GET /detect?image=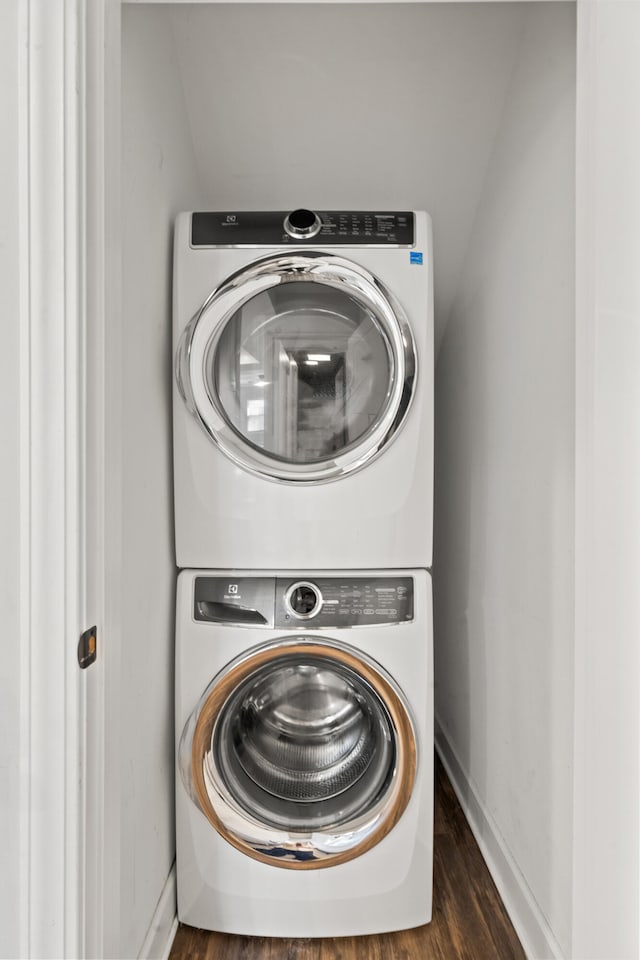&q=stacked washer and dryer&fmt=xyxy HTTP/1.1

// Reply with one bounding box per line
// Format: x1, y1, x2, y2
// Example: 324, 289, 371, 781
173, 209, 434, 937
